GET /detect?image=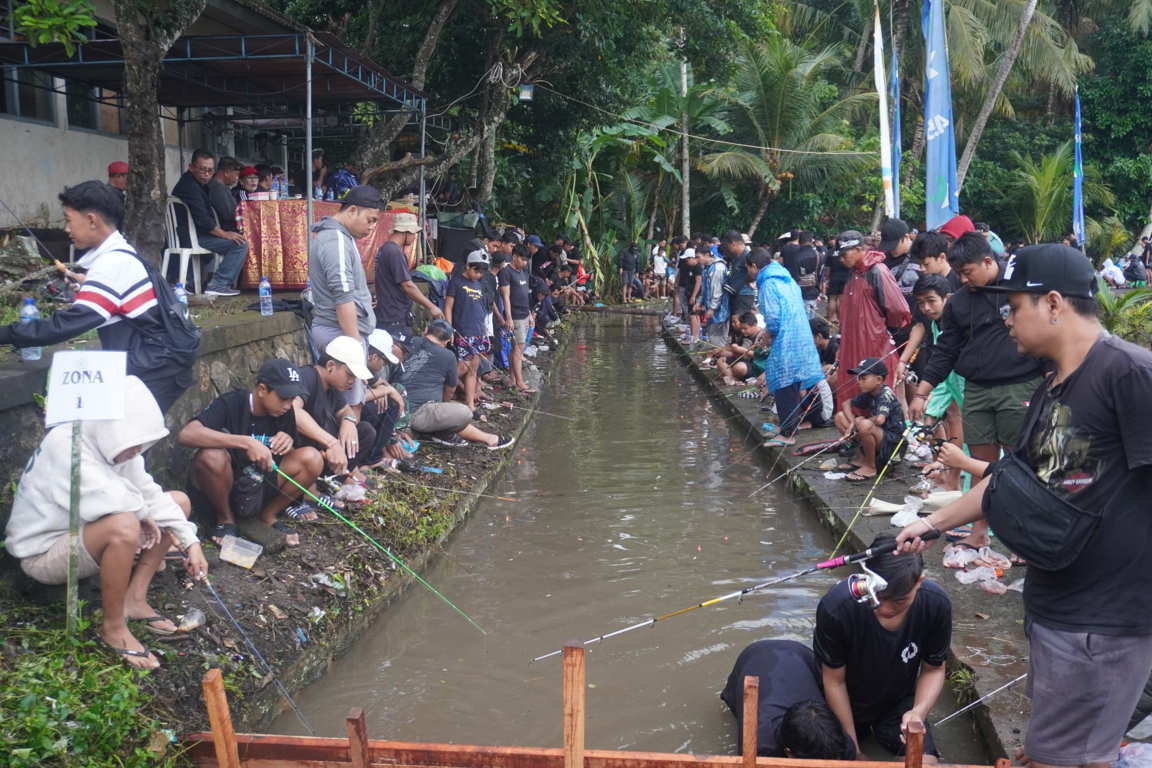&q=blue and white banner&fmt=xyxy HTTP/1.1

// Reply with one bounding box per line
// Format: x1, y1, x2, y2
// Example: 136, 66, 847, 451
1073, 86, 1086, 250
890, 35, 902, 219
874, 1, 895, 218
922, 0, 959, 230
